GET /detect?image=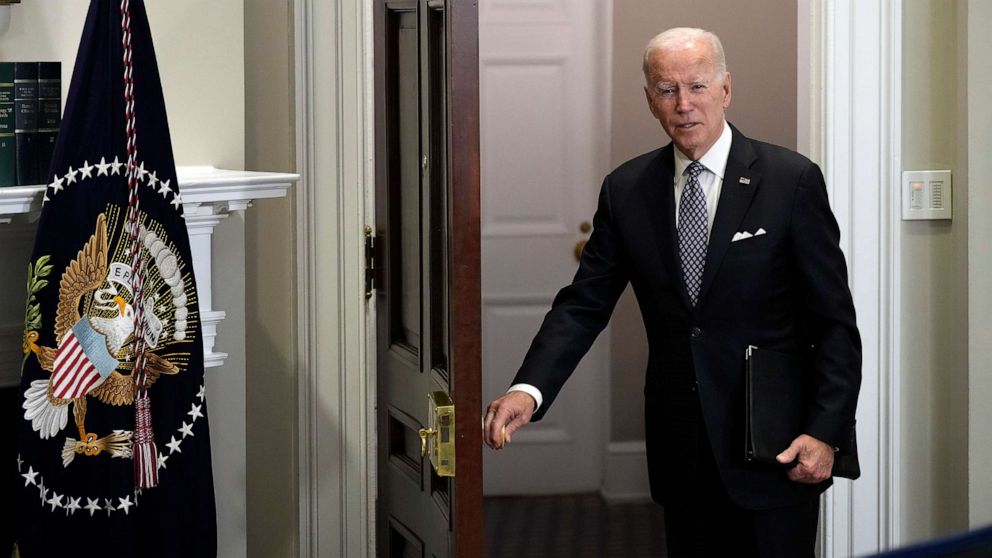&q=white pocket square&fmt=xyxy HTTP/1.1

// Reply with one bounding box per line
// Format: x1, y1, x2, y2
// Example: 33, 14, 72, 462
732, 228, 766, 242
